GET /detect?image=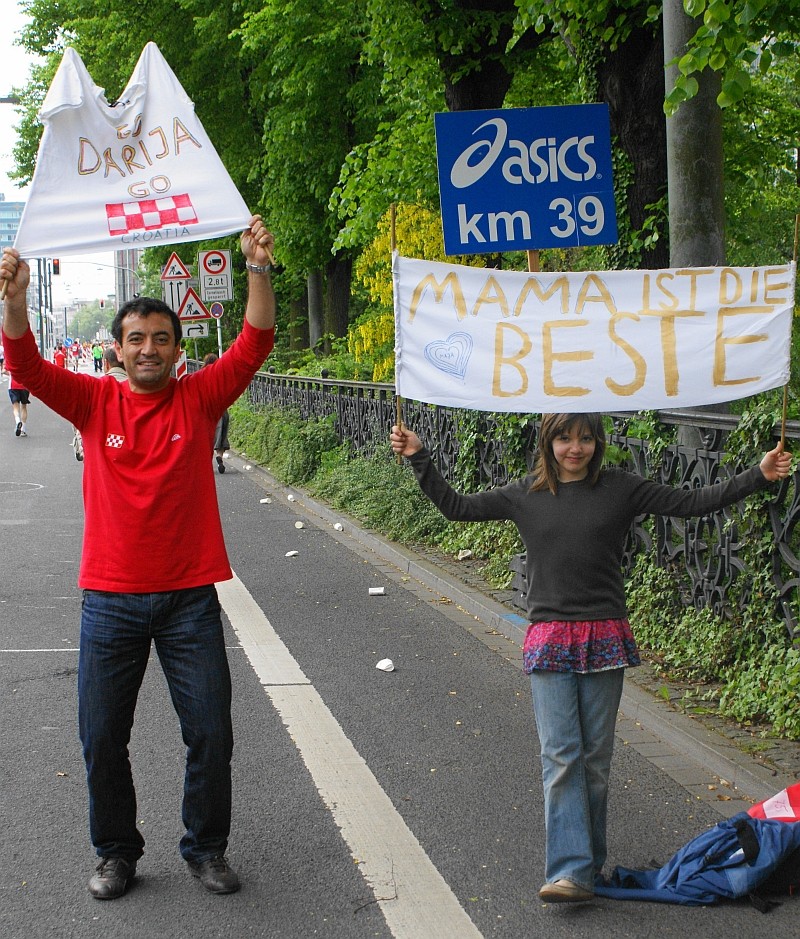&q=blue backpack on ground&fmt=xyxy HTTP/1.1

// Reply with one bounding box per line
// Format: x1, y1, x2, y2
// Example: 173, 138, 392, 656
595, 813, 800, 909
